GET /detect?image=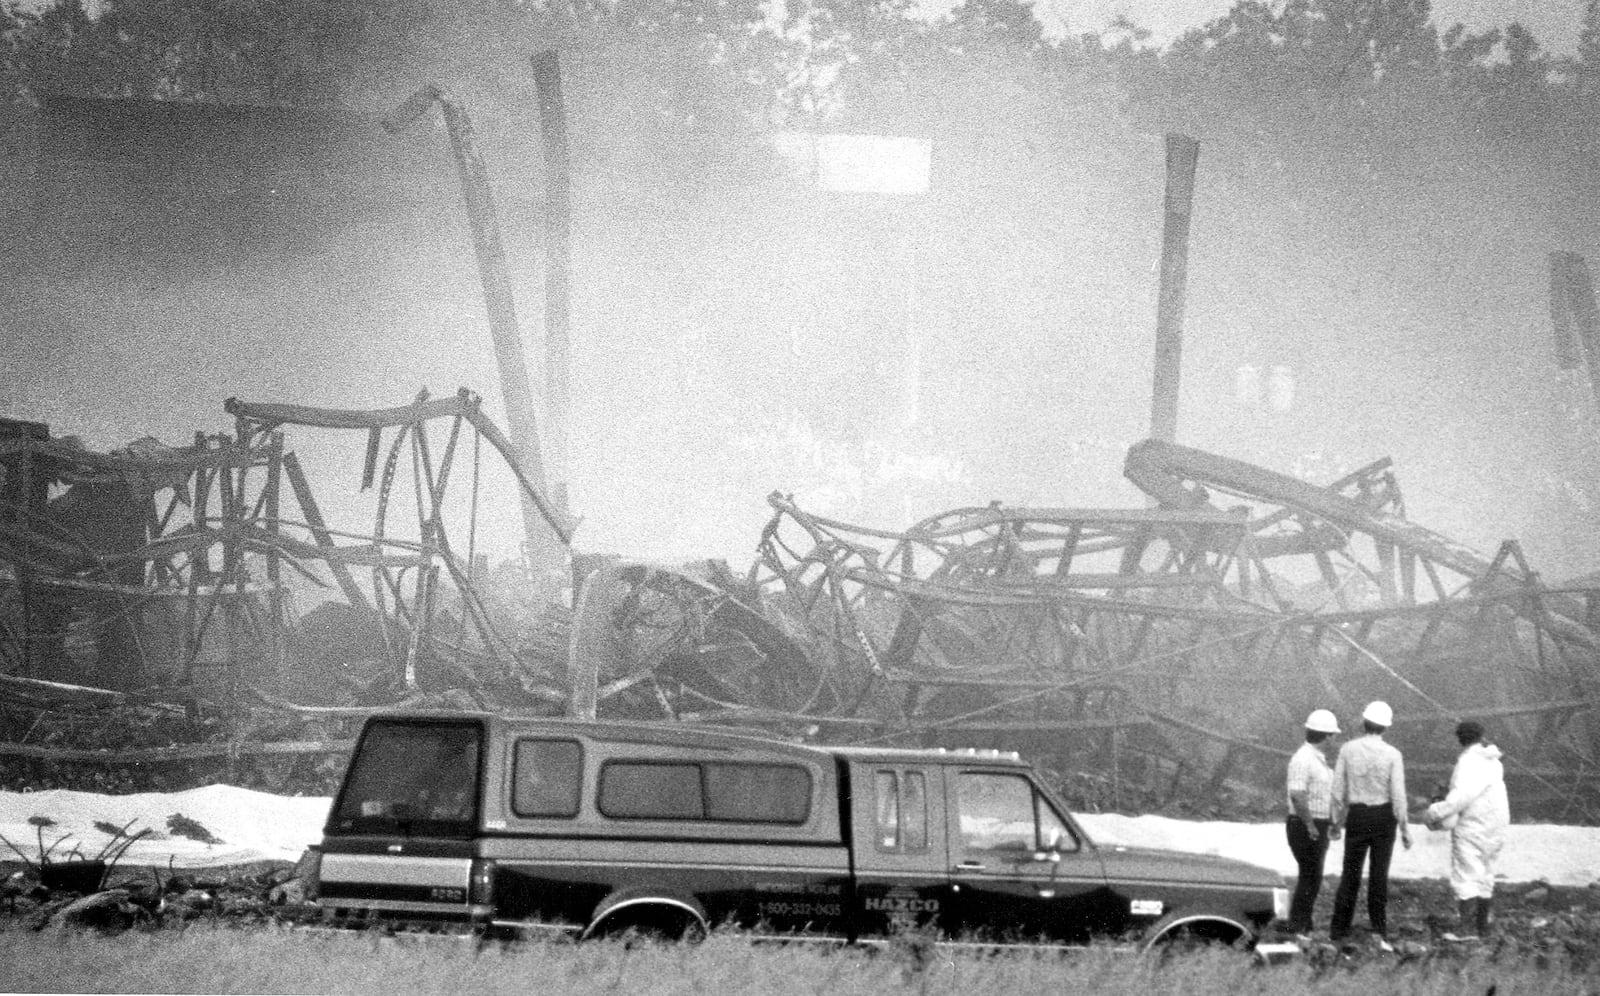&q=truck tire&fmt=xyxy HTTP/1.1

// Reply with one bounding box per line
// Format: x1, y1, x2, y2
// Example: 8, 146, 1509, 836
584, 895, 709, 945
1140, 910, 1251, 955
